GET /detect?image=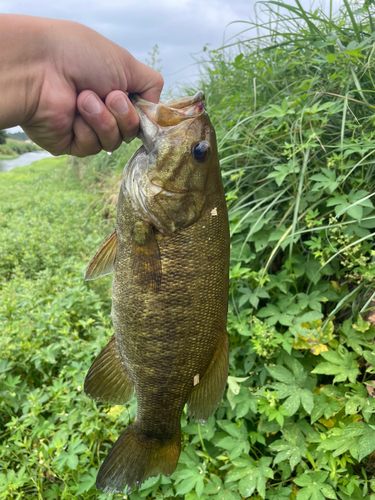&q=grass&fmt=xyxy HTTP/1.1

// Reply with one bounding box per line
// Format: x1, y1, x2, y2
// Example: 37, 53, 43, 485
0, 154, 18, 160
